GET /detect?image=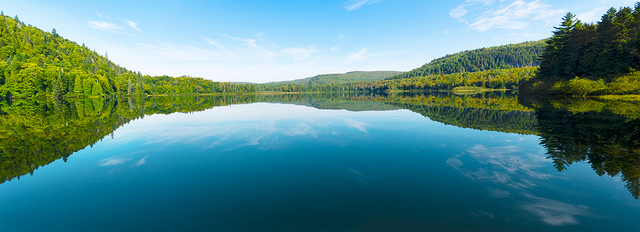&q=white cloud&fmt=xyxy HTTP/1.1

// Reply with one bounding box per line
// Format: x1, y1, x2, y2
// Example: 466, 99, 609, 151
202, 37, 225, 50
449, 5, 469, 19
345, 0, 382, 11
450, 0, 565, 32
281, 45, 318, 60
576, 7, 608, 23
346, 47, 370, 64
88, 21, 121, 31
124, 20, 141, 32
218, 33, 262, 49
